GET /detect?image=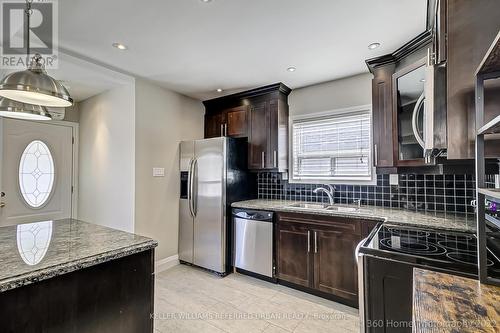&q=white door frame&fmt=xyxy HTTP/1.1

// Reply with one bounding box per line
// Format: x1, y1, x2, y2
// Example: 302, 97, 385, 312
0, 118, 79, 219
